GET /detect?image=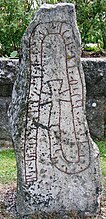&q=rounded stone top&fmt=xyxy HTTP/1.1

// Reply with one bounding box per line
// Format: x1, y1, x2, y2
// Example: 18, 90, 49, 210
33, 3, 76, 24
21, 2, 80, 49
40, 3, 75, 9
